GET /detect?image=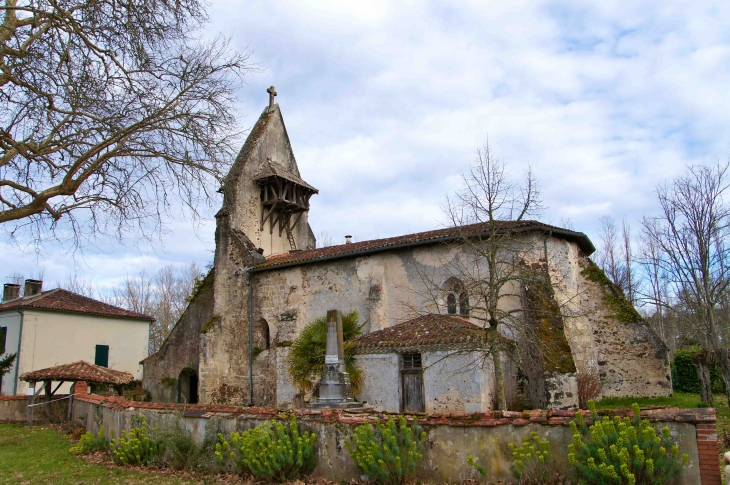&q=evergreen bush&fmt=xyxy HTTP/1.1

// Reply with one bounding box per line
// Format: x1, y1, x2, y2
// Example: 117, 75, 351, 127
69, 426, 110, 454
671, 349, 726, 394
345, 415, 426, 485
111, 415, 164, 466
215, 415, 317, 481
568, 401, 688, 485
